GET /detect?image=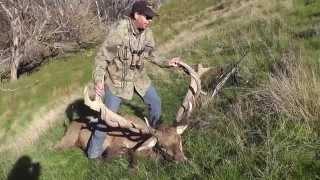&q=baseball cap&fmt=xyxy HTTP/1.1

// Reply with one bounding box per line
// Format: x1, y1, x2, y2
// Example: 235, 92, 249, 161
132, 1, 157, 19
